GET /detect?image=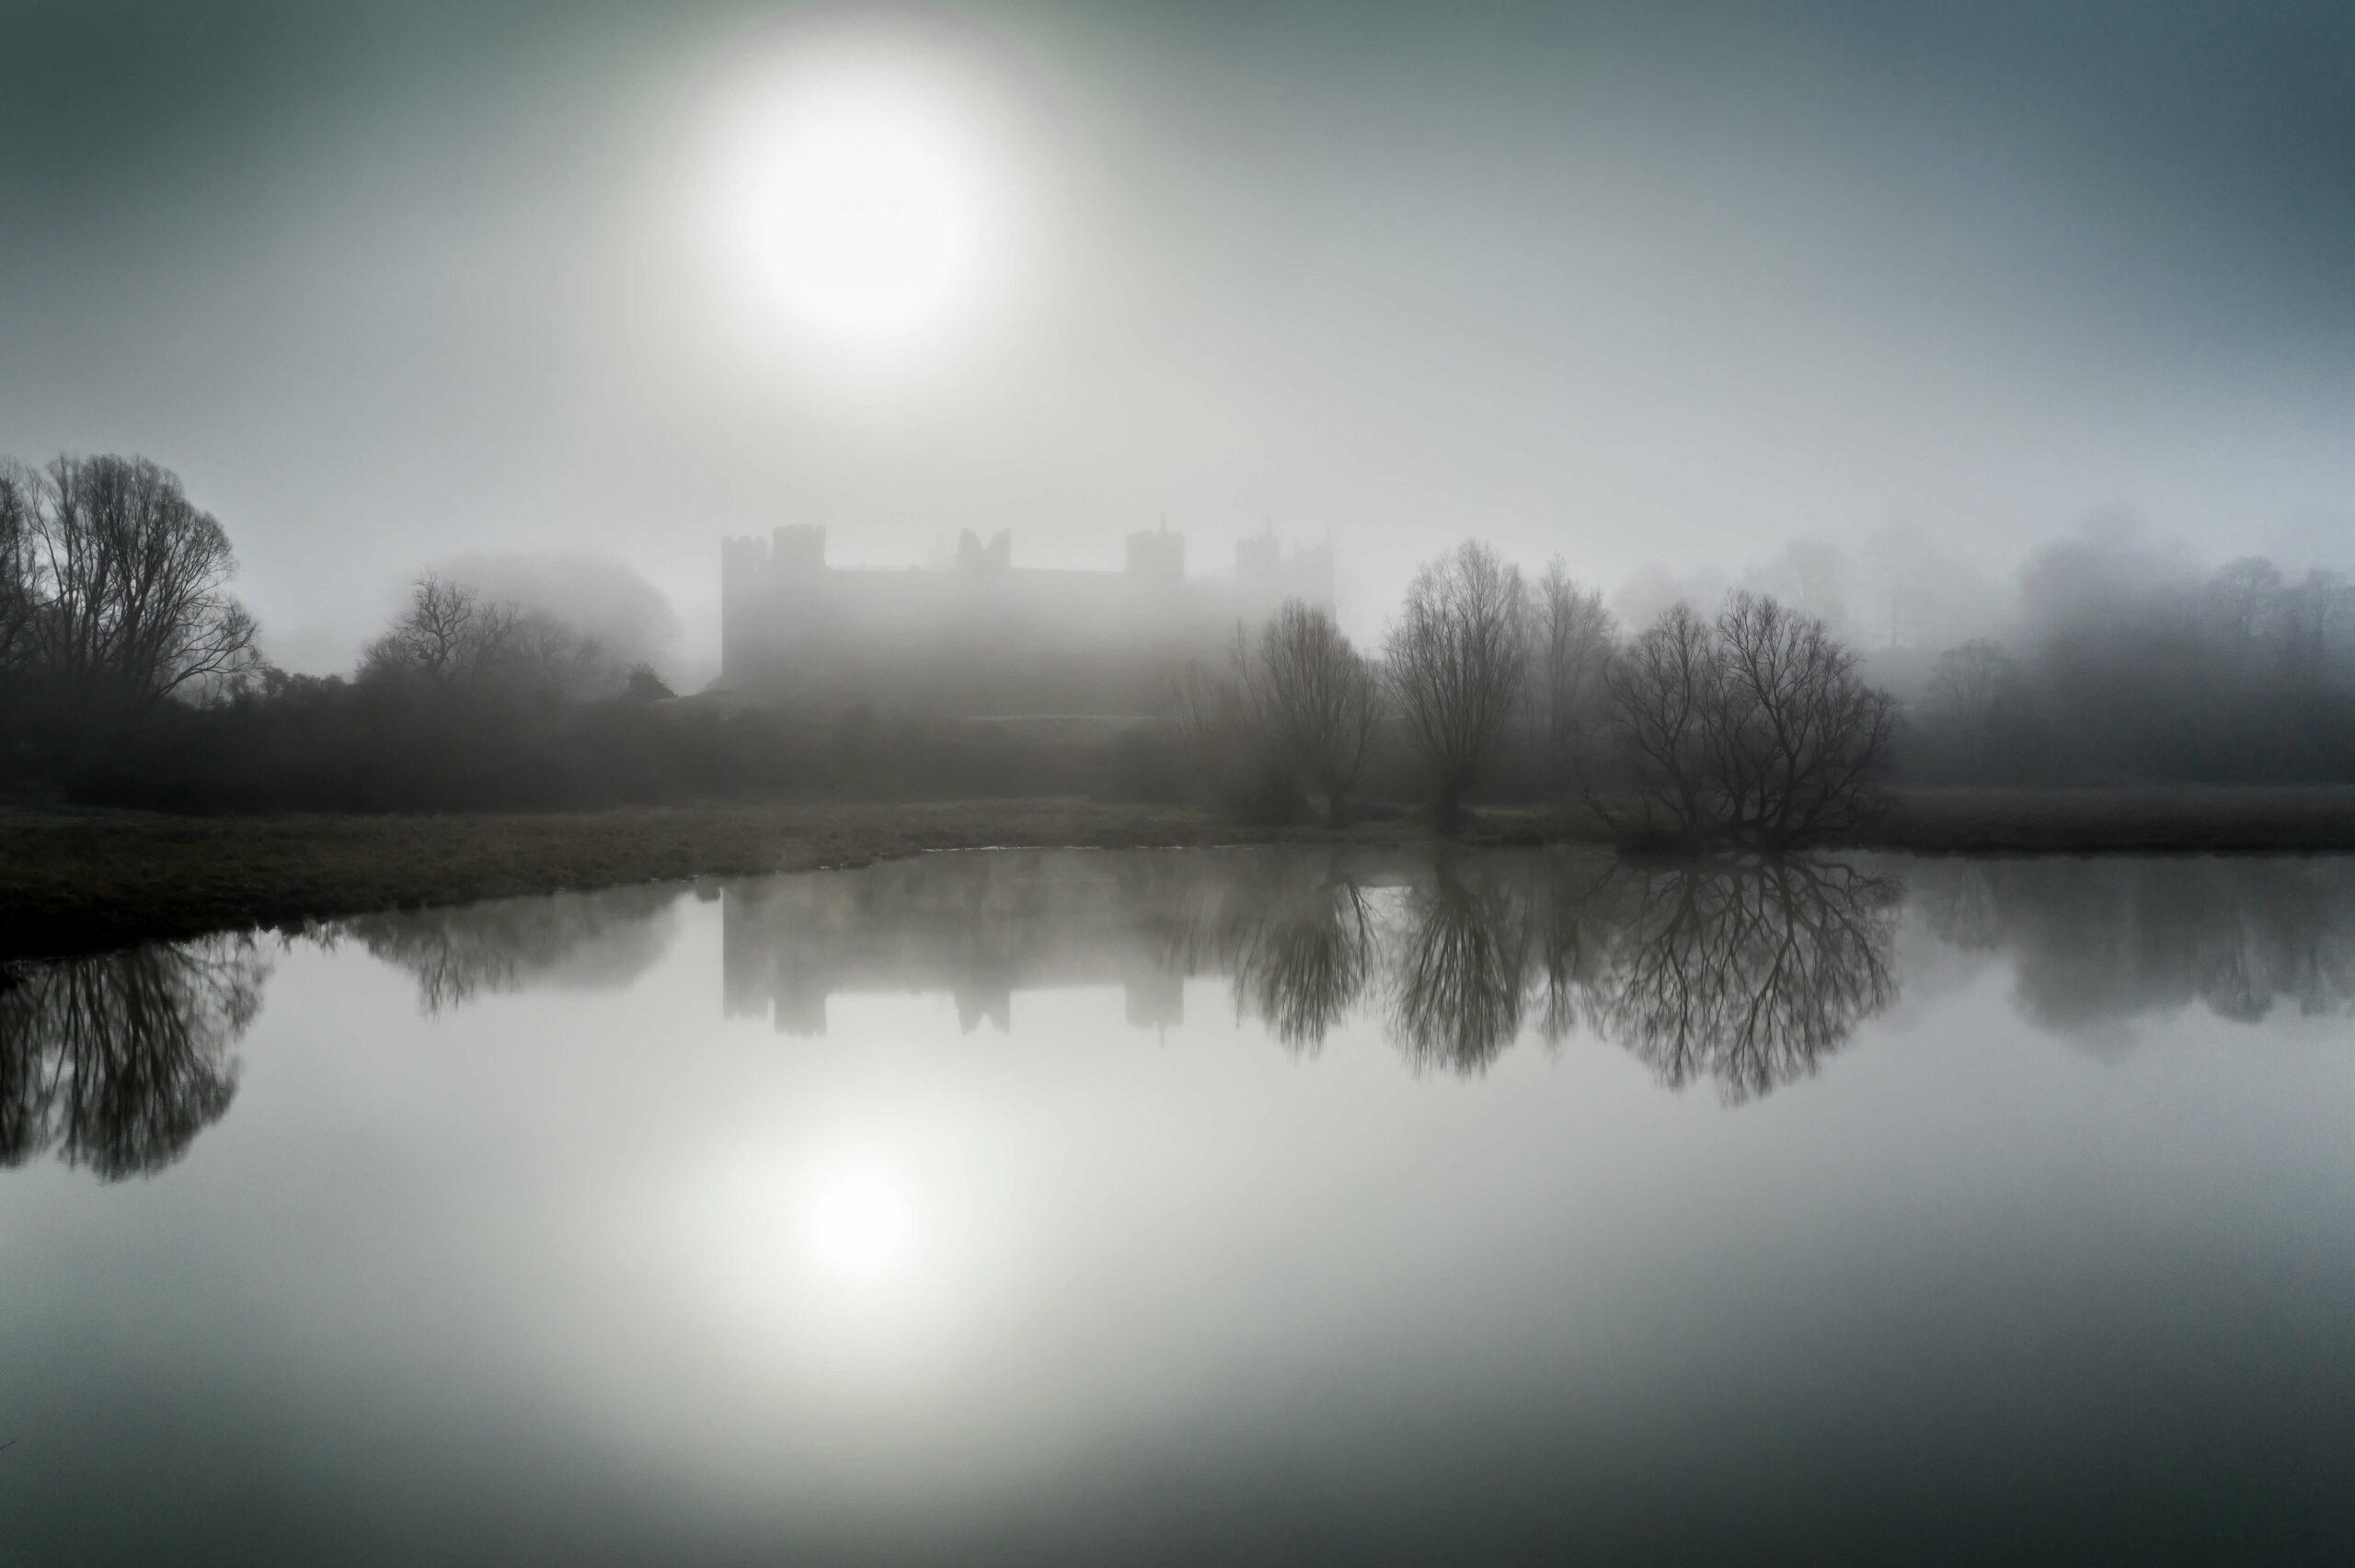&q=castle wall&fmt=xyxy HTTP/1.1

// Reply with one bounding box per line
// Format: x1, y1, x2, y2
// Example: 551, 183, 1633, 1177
718, 526, 1334, 715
